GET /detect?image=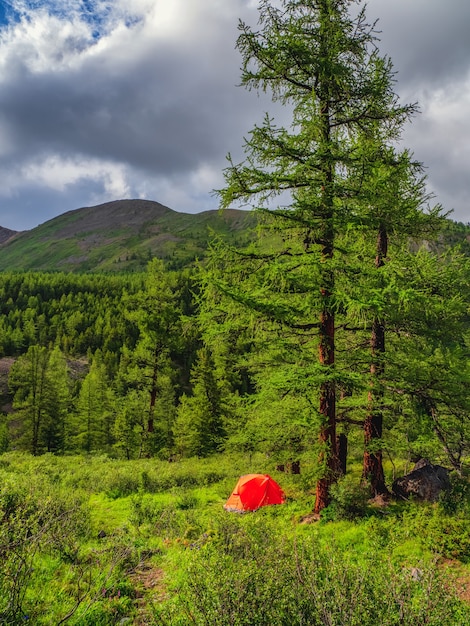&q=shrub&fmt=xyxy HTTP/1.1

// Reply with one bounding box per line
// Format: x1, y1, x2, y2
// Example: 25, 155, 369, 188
321, 474, 371, 522
439, 473, 470, 515
154, 517, 469, 626
0, 477, 90, 623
